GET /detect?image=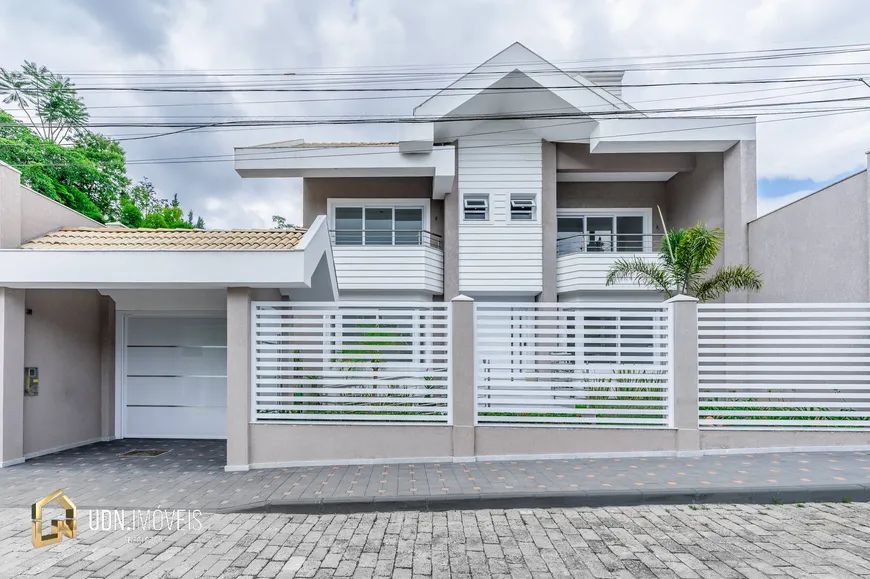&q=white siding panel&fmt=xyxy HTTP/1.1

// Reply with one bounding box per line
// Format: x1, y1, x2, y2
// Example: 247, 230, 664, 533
458, 133, 543, 294
557, 253, 658, 293
333, 246, 443, 294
